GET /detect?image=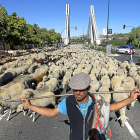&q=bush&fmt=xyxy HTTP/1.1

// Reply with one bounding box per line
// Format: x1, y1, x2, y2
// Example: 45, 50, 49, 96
85, 44, 89, 47
90, 45, 94, 49
97, 46, 106, 53
111, 48, 116, 54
